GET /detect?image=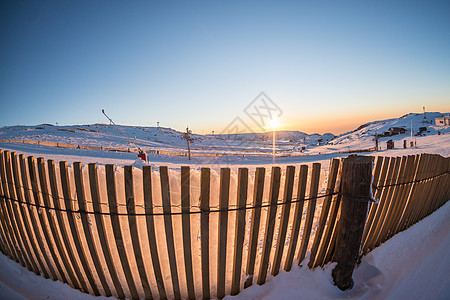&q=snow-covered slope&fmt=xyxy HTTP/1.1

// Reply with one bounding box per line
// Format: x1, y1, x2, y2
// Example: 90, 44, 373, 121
330, 112, 449, 146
